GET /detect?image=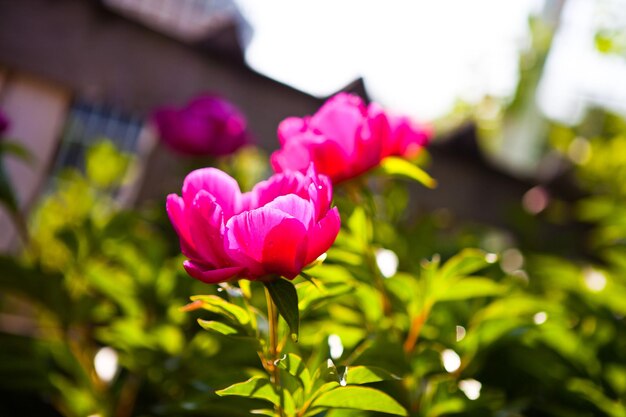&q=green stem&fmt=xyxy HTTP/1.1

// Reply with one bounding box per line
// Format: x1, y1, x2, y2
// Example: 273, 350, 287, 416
265, 287, 284, 417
